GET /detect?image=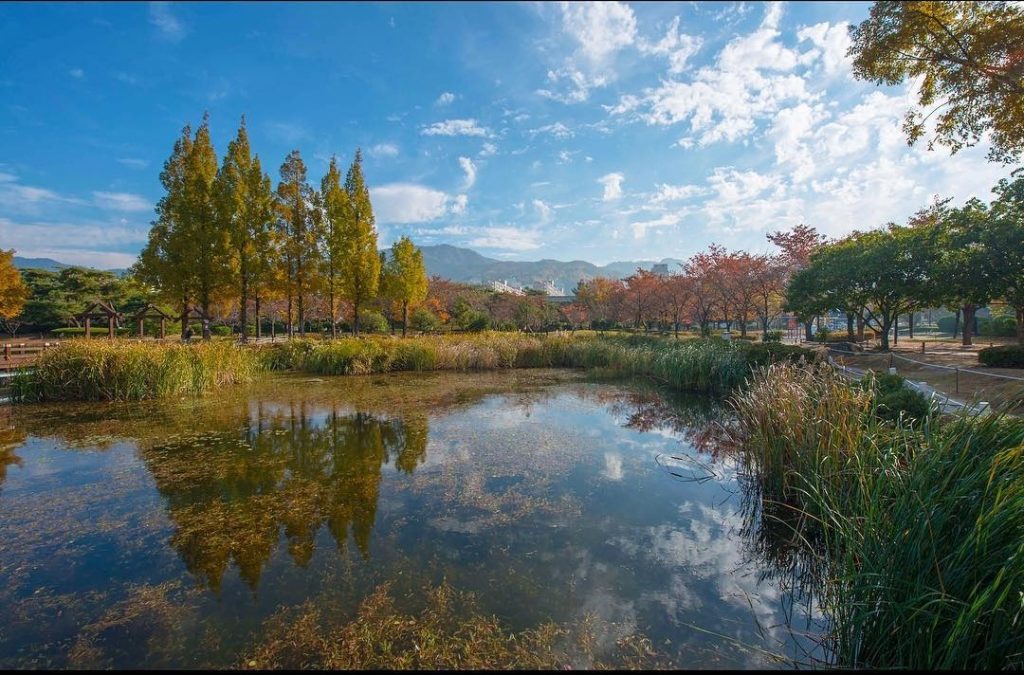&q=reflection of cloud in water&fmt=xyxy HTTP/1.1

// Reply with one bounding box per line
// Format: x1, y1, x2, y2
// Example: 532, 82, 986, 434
611, 502, 806, 666
602, 452, 623, 481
